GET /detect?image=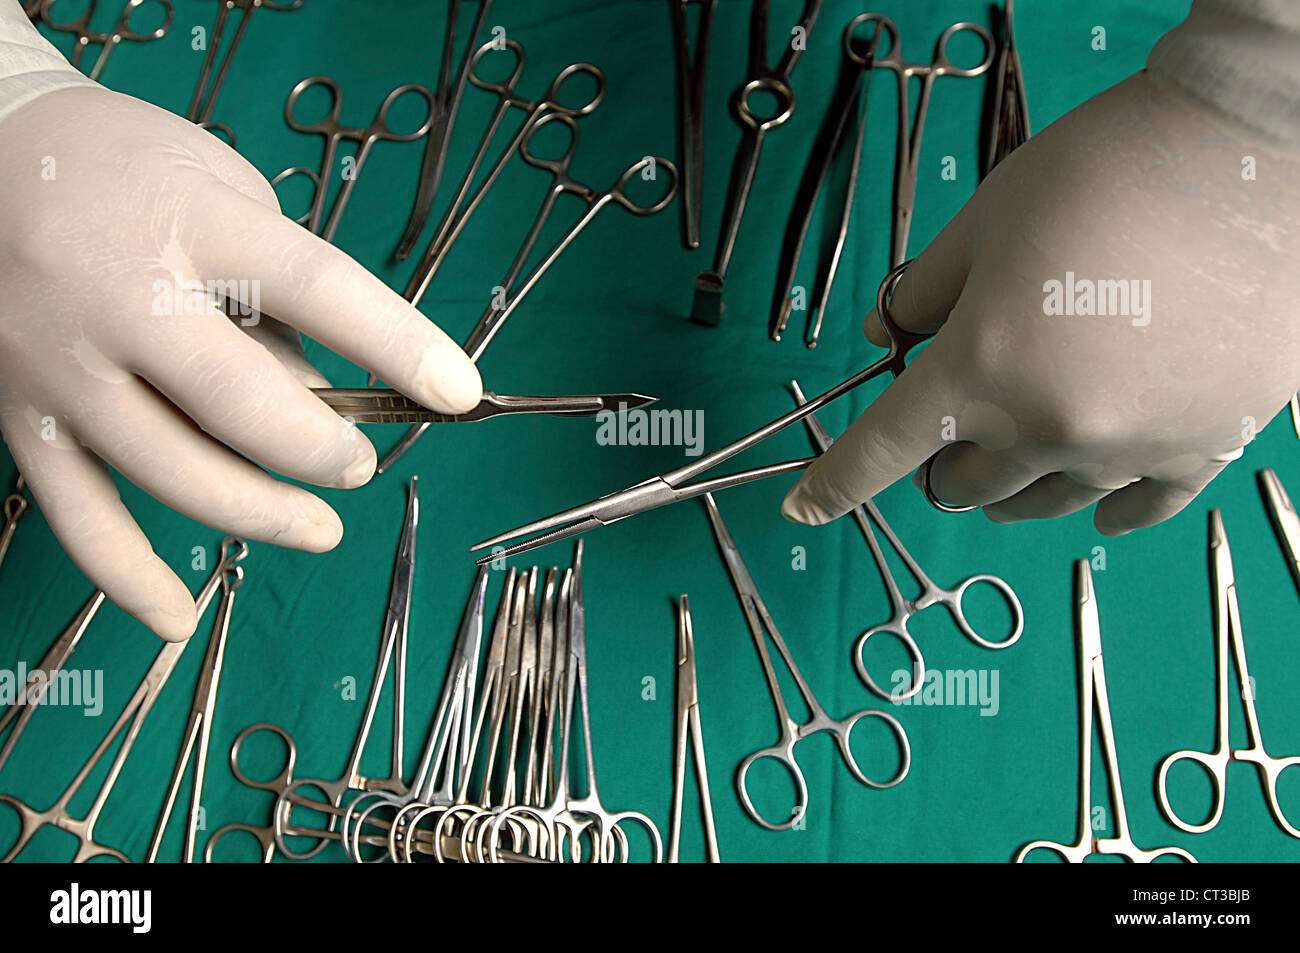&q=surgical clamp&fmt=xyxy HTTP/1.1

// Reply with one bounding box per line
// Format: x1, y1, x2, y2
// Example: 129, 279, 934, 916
187, 0, 305, 126
38, 0, 173, 83
668, 0, 717, 249
0, 475, 29, 573
983, 0, 1030, 176
1261, 468, 1300, 593
668, 594, 719, 862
